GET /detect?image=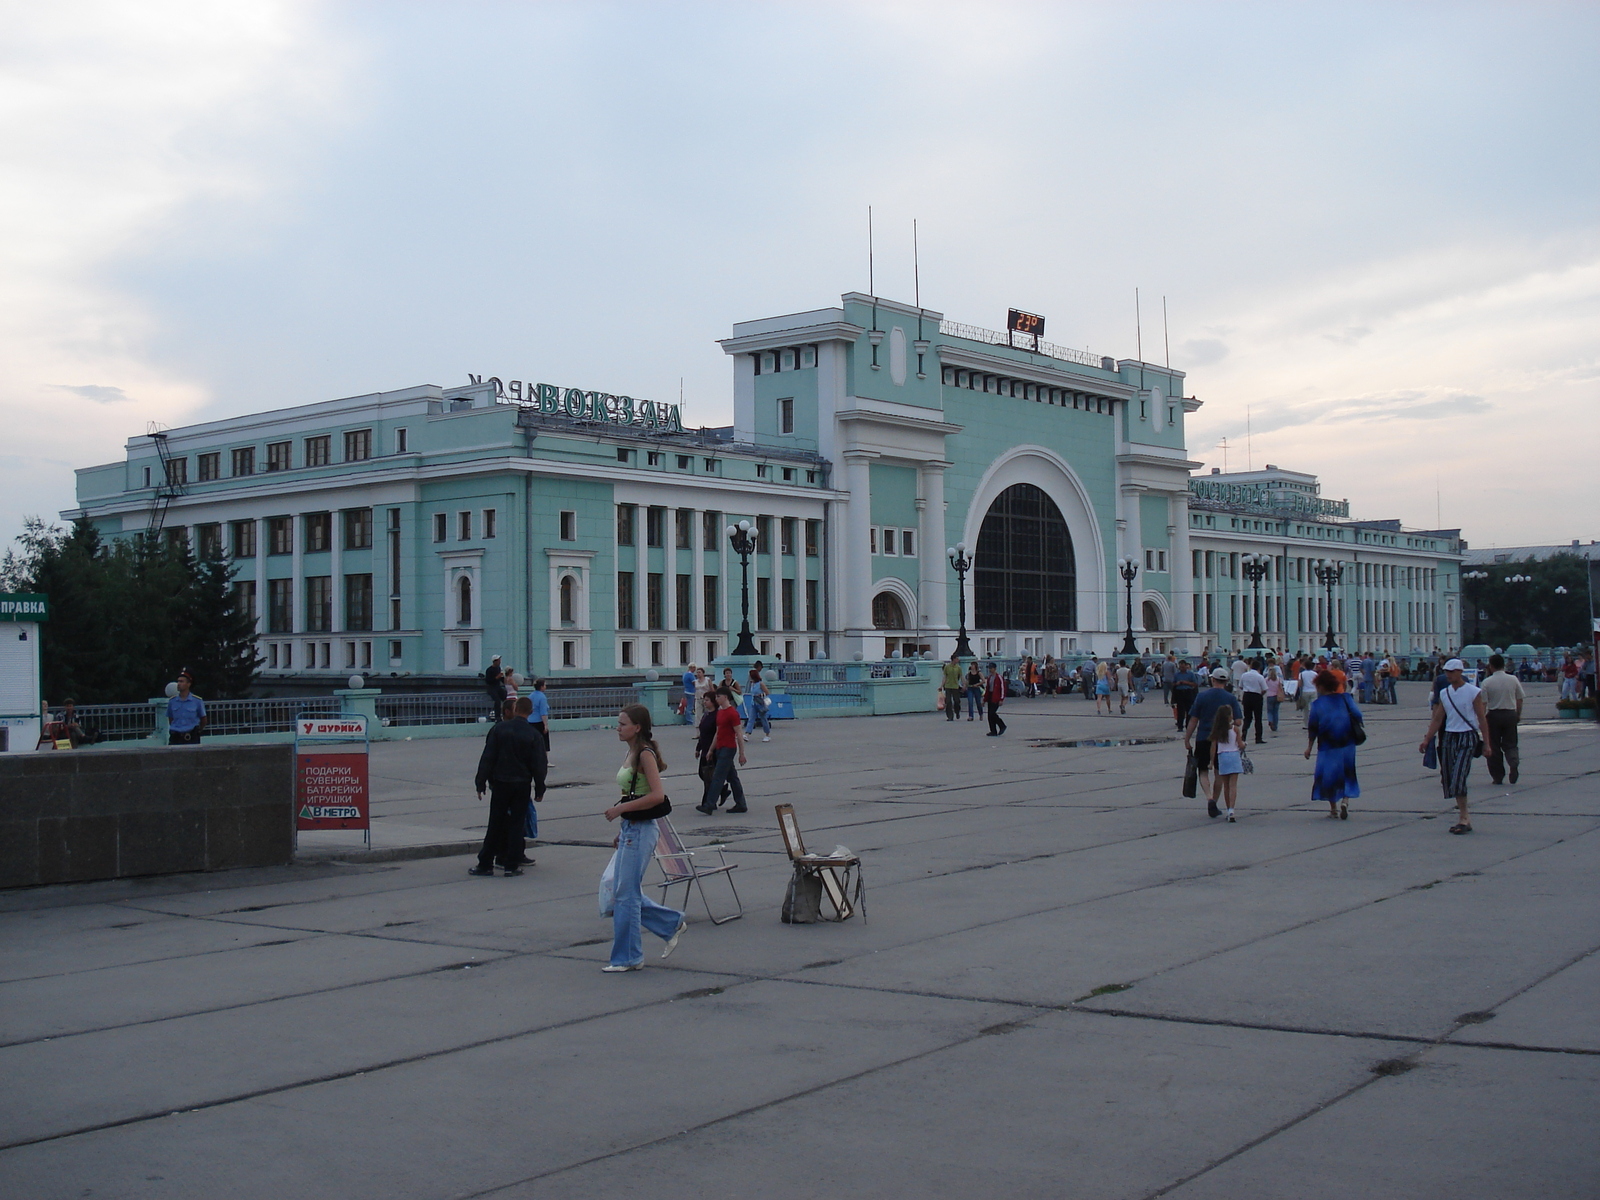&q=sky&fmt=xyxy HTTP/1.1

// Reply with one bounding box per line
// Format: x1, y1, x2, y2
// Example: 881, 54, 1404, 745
2, 0, 1597, 553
